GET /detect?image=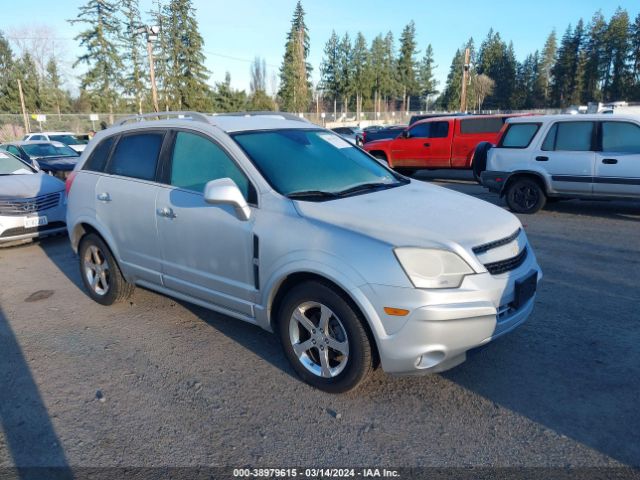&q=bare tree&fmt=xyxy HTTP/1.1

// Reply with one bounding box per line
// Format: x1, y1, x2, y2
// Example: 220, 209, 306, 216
8, 25, 68, 82
473, 74, 495, 111
249, 57, 267, 94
